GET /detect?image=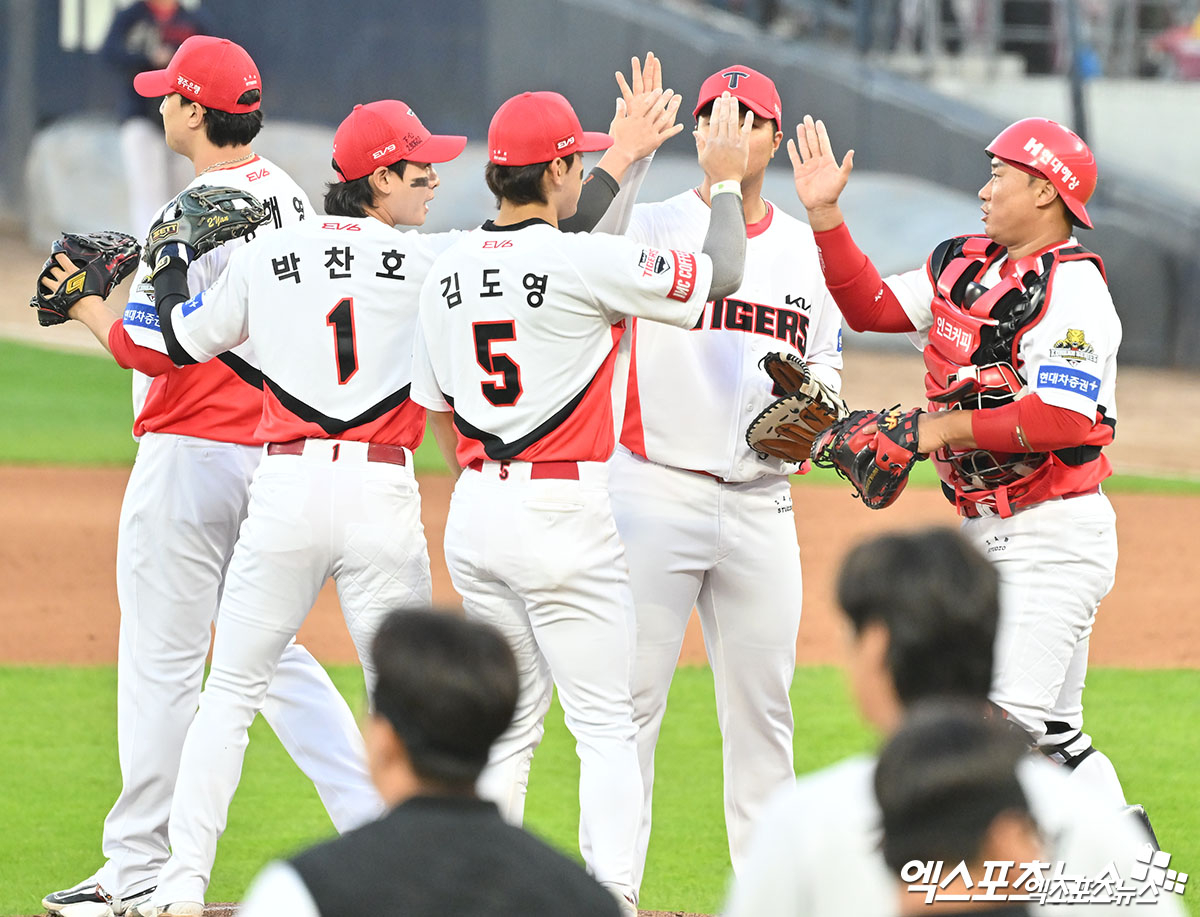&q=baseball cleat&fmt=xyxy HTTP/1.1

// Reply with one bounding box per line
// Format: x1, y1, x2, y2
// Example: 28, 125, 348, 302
128, 903, 203, 917
43, 881, 155, 916
1123, 803, 1161, 851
